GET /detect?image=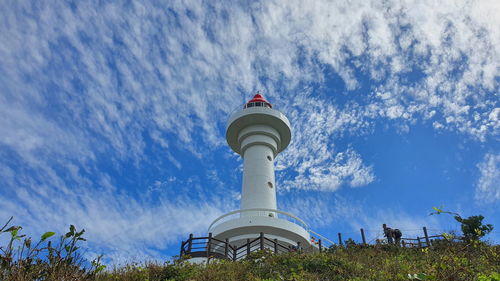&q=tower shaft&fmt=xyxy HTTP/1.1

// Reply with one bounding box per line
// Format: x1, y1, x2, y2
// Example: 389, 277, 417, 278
239, 124, 279, 215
